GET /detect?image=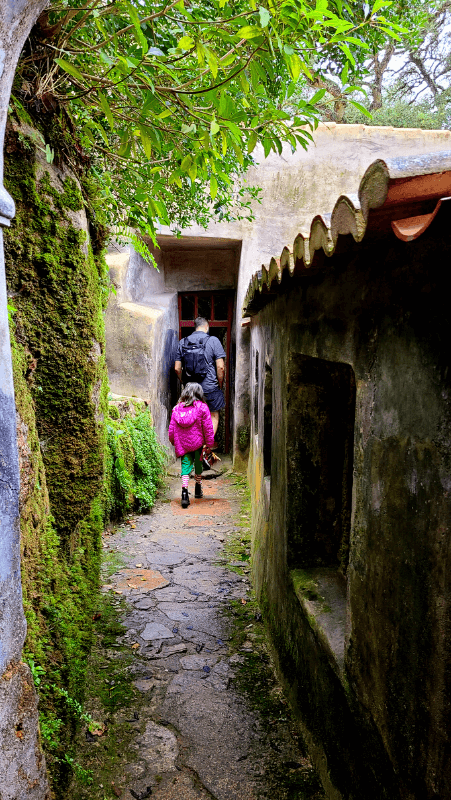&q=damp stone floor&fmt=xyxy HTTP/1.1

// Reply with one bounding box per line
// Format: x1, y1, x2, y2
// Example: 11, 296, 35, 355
69, 461, 325, 800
